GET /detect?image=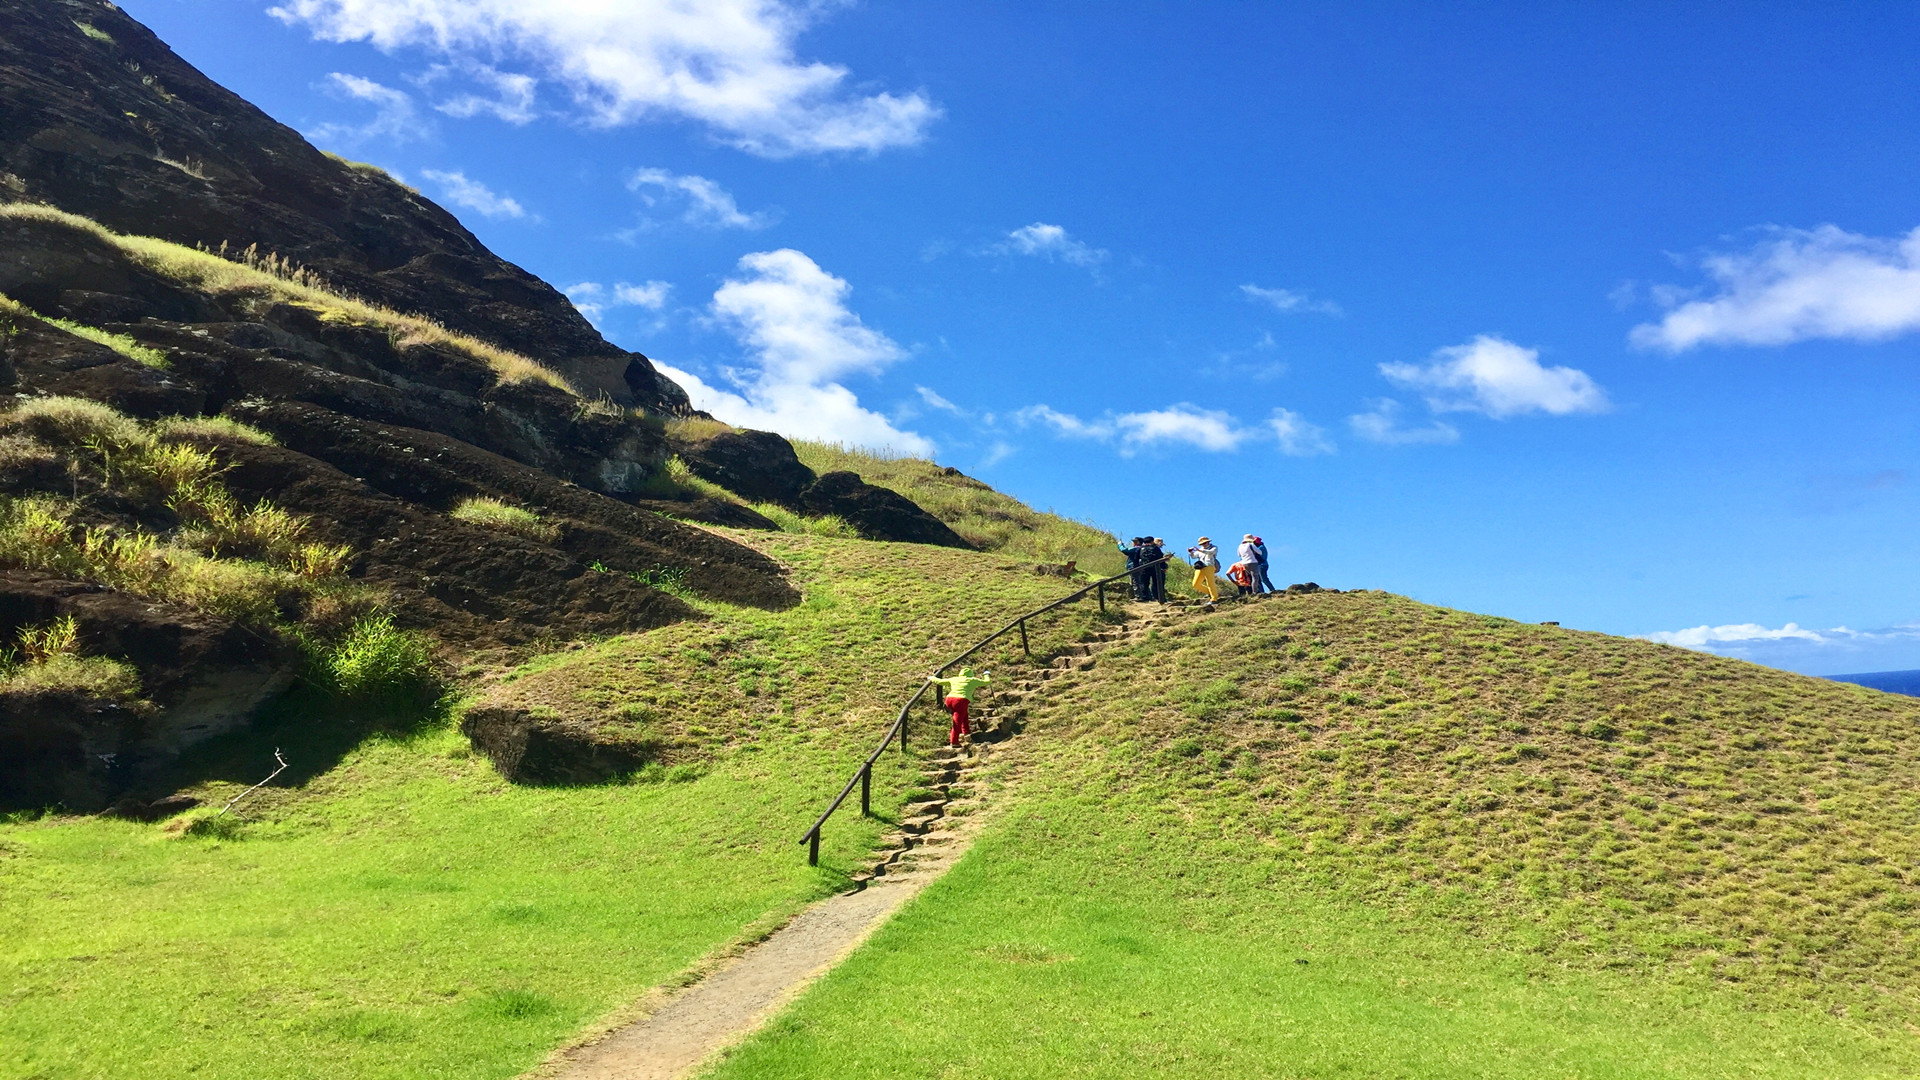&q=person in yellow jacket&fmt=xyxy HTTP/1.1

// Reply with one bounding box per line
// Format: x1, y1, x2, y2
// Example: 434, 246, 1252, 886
928, 667, 991, 747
